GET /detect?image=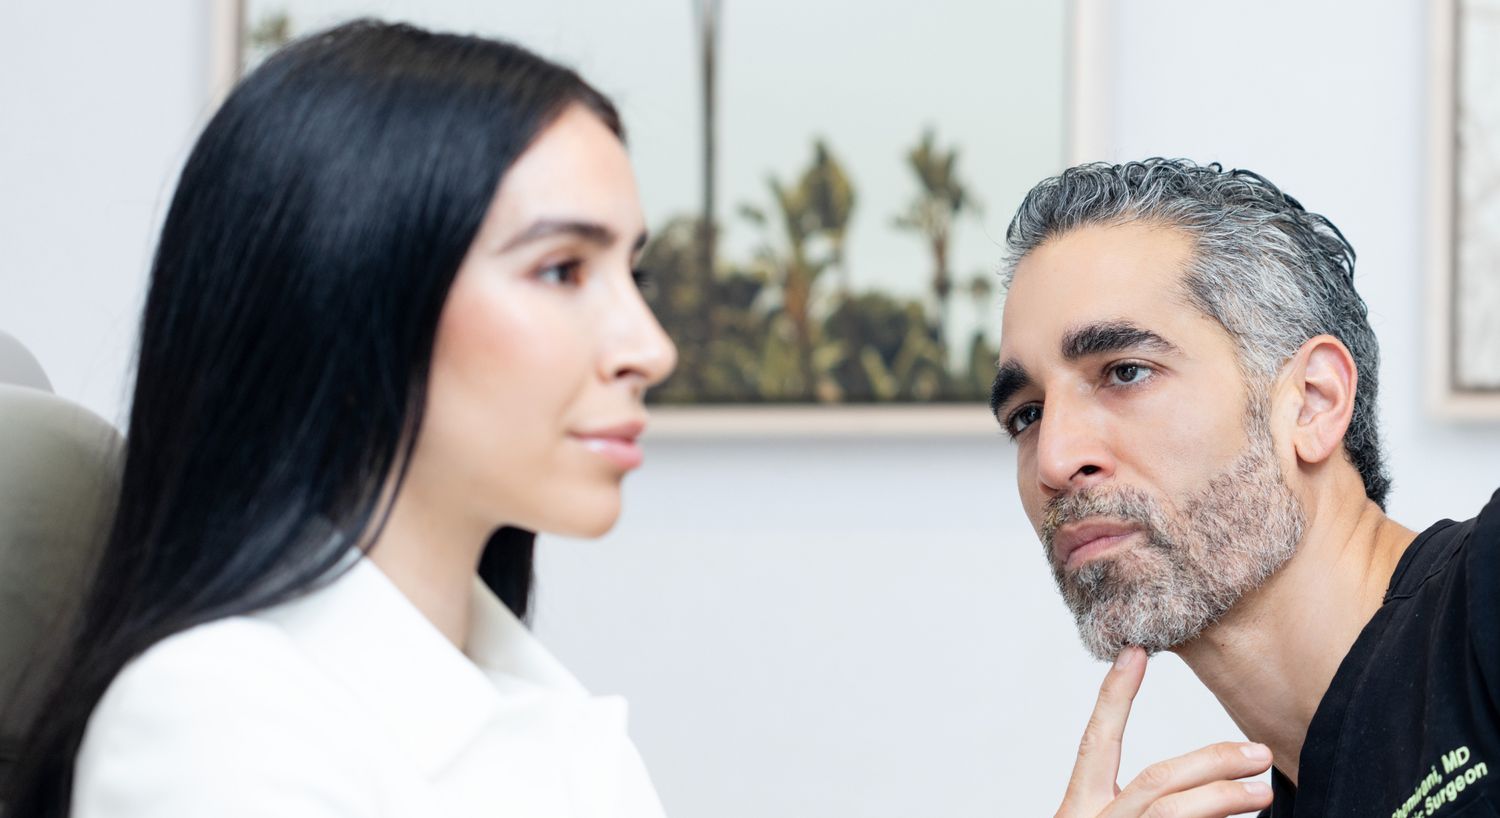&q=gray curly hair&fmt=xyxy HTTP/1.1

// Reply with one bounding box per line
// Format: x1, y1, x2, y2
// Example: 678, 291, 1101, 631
1003, 158, 1389, 508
